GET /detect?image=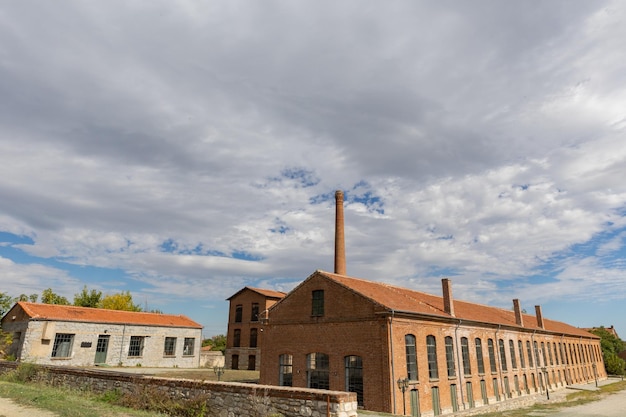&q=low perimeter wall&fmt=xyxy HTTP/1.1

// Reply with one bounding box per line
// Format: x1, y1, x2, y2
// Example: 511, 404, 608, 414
0, 362, 357, 417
